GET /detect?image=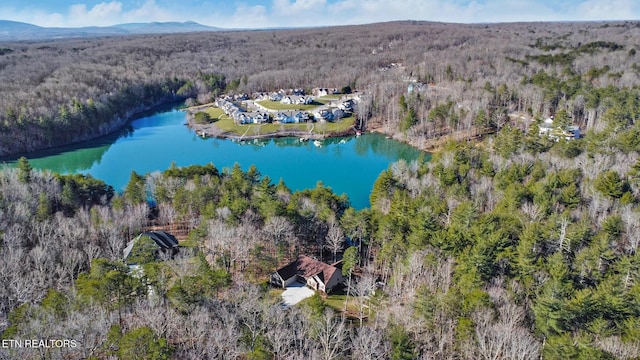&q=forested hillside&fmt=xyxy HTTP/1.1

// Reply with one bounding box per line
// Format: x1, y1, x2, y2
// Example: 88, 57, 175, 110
1, 20, 639, 155
2, 19, 640, 359
3, 109, 640, 358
